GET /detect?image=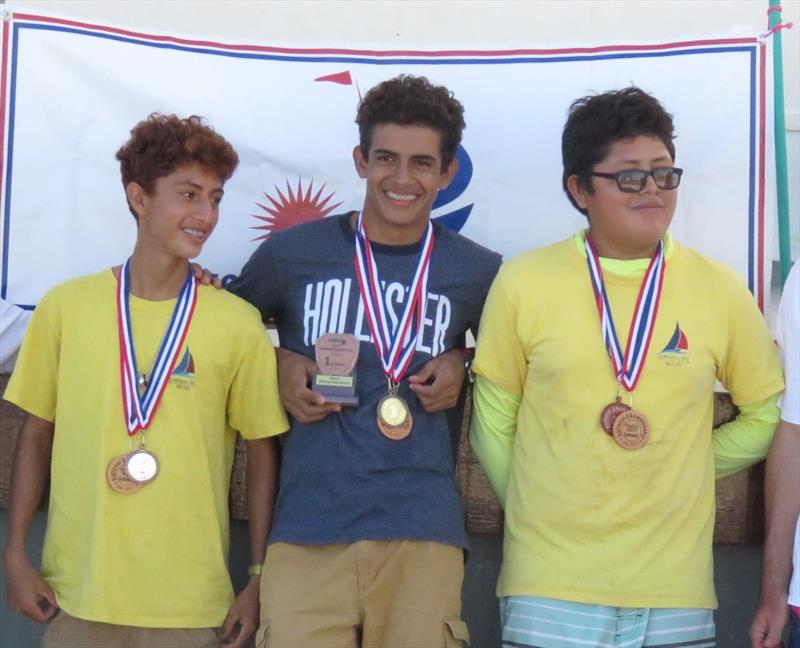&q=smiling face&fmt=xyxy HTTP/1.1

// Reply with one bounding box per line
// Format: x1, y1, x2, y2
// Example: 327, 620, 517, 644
127, 163, 224, 261
567, 135, 678, 259
353, 123, 457, 245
